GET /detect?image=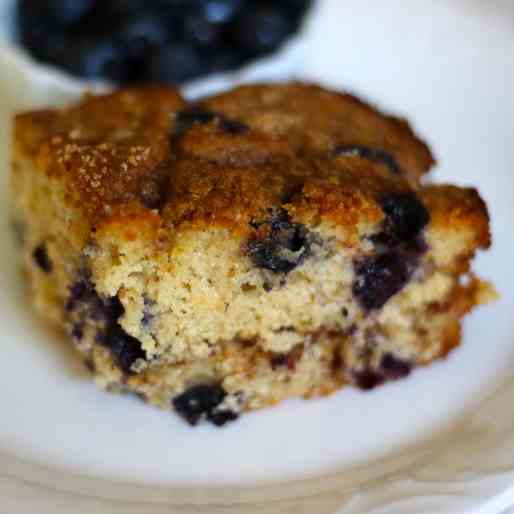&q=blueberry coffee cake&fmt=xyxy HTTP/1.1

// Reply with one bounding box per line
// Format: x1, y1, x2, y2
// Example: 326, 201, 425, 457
11, 83, 494, 426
